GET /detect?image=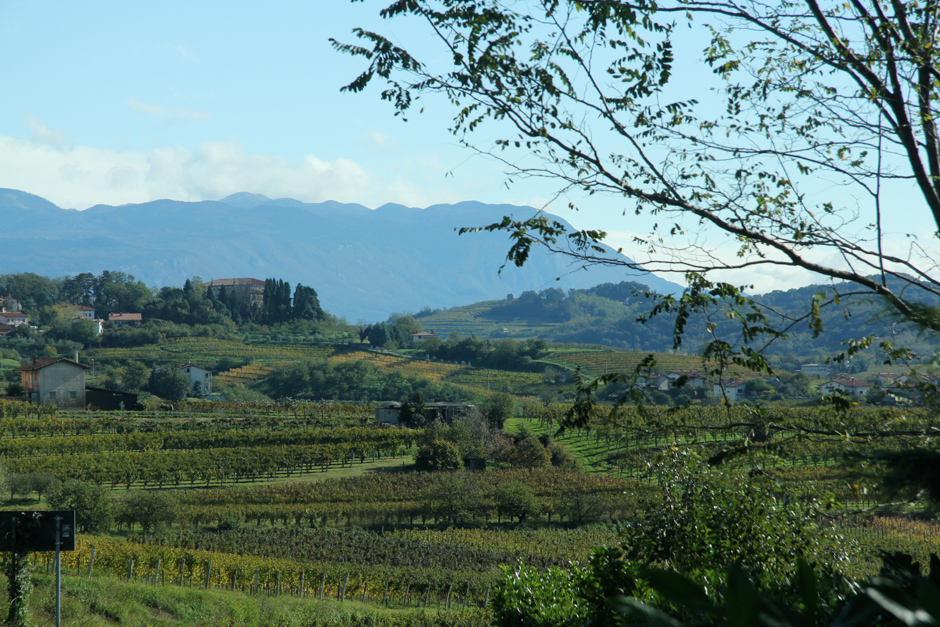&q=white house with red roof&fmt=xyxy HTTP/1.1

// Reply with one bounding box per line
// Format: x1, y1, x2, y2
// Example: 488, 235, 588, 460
0, 312, 28, 327
712, 378, 748, 401
819, 377, 871, 397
